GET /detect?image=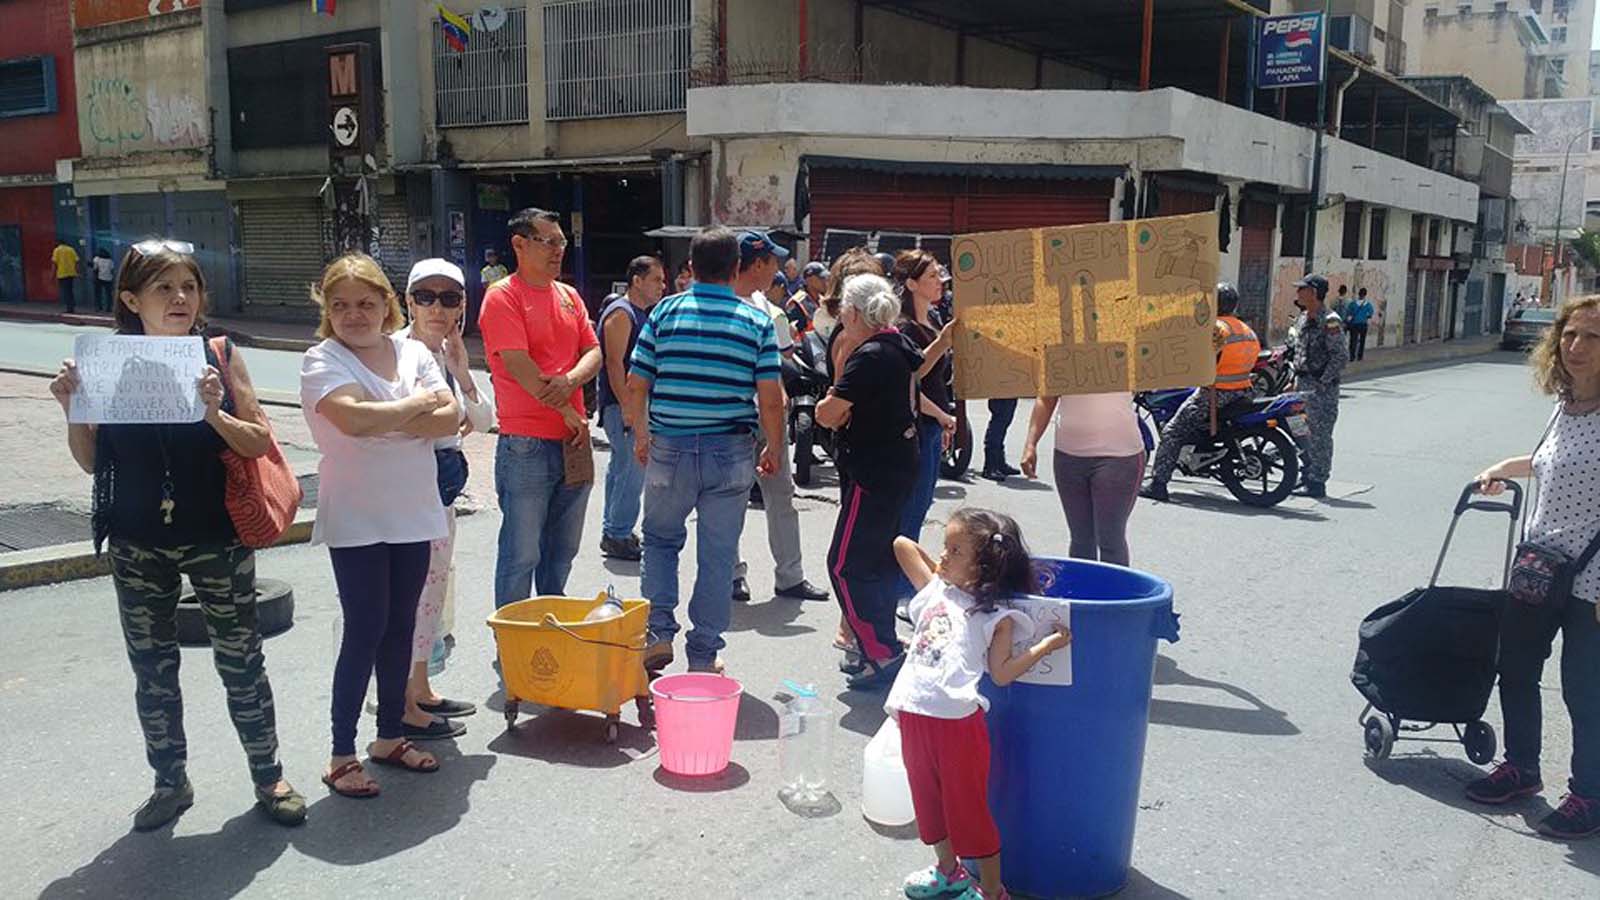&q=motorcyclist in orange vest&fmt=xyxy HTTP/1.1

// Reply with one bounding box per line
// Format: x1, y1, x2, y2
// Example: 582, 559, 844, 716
1140, 282, 1261, 503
